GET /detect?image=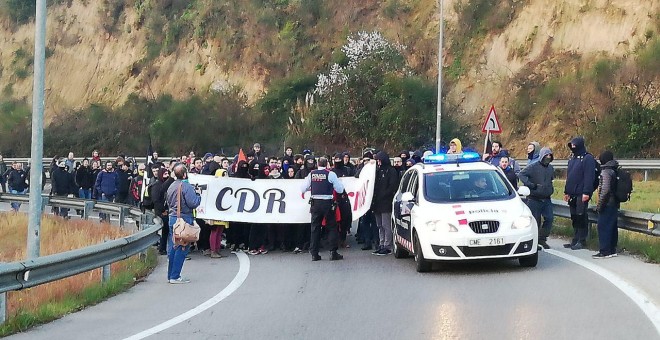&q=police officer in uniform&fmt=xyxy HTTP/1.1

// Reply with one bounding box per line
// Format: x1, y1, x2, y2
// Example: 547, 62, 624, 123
300, 157, 346, 261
